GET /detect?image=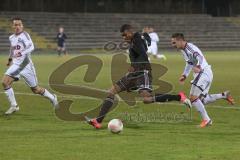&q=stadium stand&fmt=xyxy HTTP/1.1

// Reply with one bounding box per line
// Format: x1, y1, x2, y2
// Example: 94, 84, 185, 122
1, 12, 240, 52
